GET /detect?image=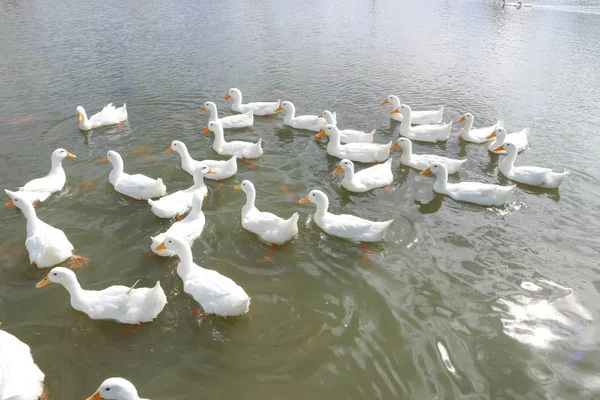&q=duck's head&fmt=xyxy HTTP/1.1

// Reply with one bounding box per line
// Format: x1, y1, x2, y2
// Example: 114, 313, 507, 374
299, 189, 328, 207
420, 162, 448, 176
316, 124, 339, 138
493, 141, 517, 154
165, 140, 186, 154
320, 110, 336, 125
52, 148, 76, 162
76, 106, 86, 122
101, 150, 122, 165
457, 112, 474, 123
381, 95, 400, 107
333, 159, 354, 175
201, 120, 223, 134
275, 101, 293, 113
234, 179, 255, 195
86, 377, 139, 400
36, 267, 75, 288
225, 88, 241, 101
193, 163, 216, 181
486, 127, 506, 140
390, 137, 411, 151
4, 189, 30, 209
199, 101, 217, 114
390, 104, 410, 115
155, 234, 189, 255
